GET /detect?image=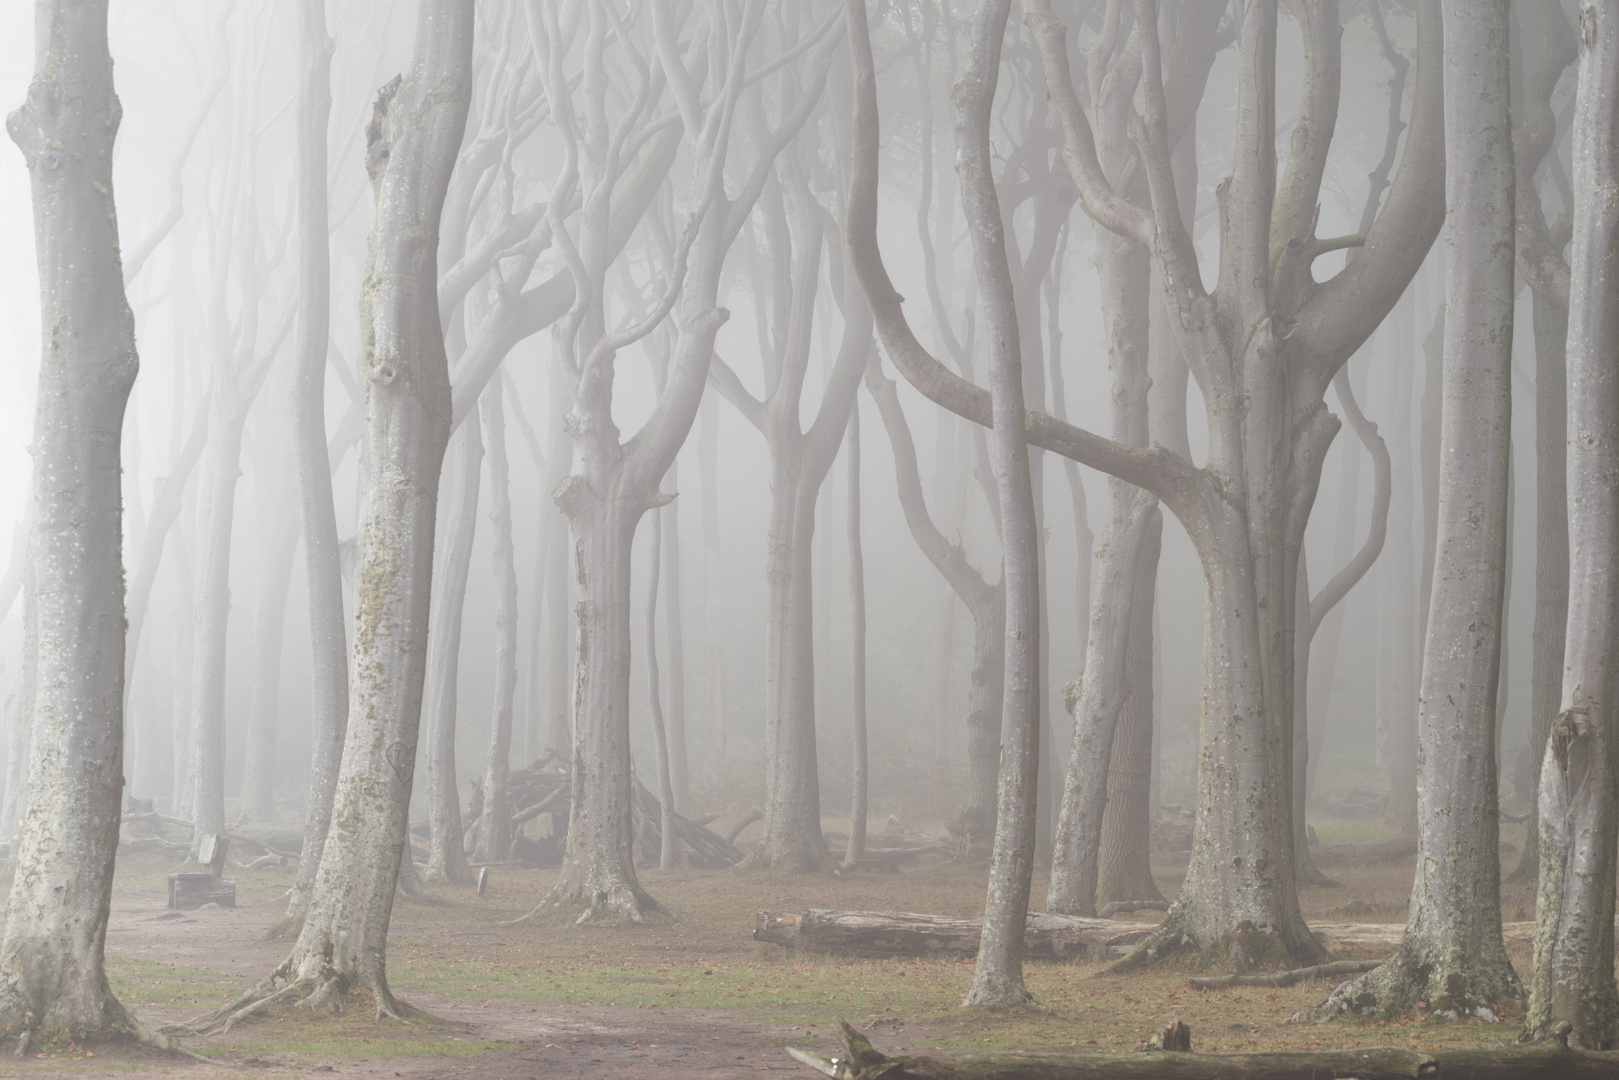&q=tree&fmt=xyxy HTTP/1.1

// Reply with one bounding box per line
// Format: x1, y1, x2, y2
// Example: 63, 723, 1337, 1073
0, 0, 146, 1045
853, 0, 1445, 968
199, 0, 474, 1022
1315, 0, 1523, 1020
708, 150, 875, 875
1524, 0, 1619, 1048
950, 0, 1044, 1010
866, 363, 1005, 855
473, 376, 519, 865
843, 406, 869, 870
285, 0, 349, 932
